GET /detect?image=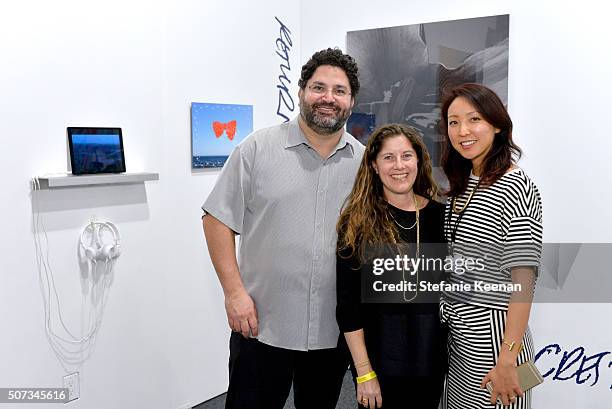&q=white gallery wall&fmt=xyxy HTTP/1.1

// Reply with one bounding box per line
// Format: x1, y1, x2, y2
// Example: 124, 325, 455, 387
2, 0, 610, 408
300, 0, 612, 407
0, 0, 299, 408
